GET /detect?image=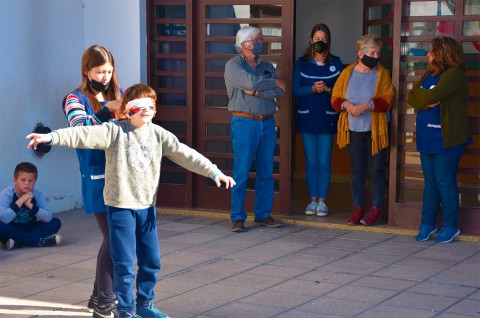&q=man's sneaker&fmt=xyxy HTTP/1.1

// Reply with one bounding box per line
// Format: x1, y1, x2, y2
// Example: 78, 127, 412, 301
39, 234, 62, 247
254, 216, 282, 228
316, 201, 328, 217
94, 303, 118, 318
136, 302, 170, 318
5, 239, 16, 250
304, 201, 317, 215
436, 227, 460, 243
231, 220, 245, 232
415, 224, 437, 241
